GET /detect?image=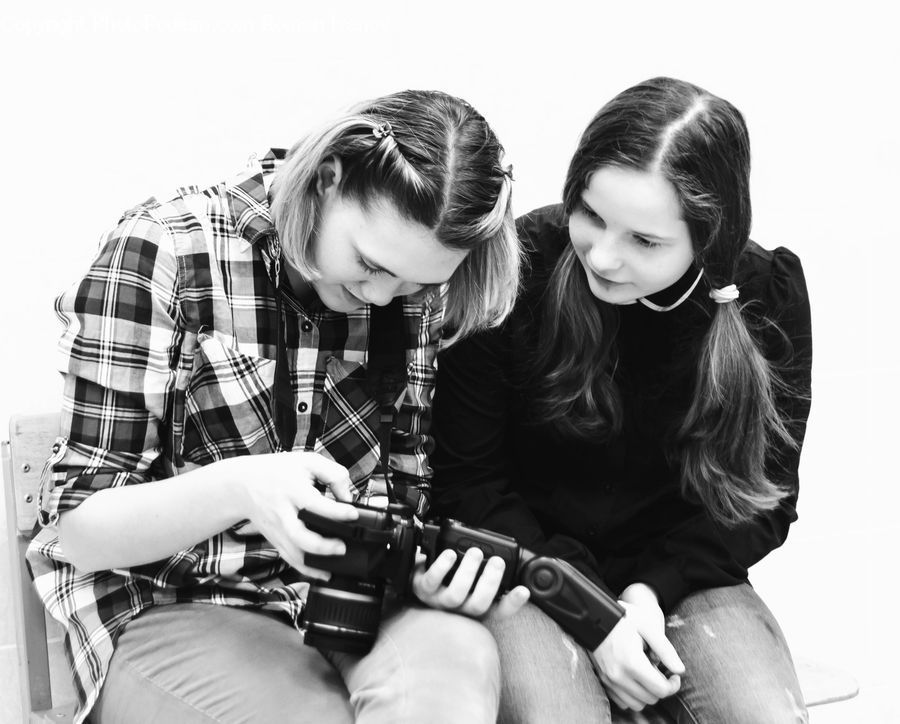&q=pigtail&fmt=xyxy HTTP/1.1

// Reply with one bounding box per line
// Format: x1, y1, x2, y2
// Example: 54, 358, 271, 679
677, 301, 796, 524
